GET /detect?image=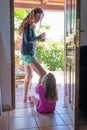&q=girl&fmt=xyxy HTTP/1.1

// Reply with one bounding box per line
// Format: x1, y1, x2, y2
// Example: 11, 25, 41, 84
18, 8, 46, 102
28, 73, 58, 114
